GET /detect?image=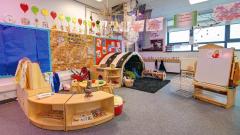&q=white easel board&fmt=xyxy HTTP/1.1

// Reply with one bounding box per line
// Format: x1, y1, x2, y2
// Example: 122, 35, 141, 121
195, 48, 234, 86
